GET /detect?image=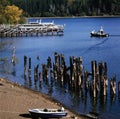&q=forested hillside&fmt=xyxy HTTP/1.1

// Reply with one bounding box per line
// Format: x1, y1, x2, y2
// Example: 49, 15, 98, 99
9, 0, 120, 17
0, 0, 120, 24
